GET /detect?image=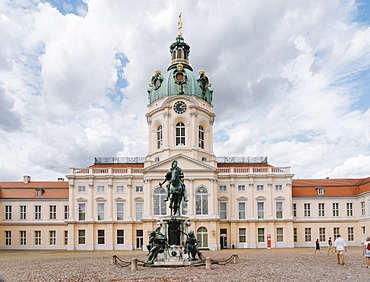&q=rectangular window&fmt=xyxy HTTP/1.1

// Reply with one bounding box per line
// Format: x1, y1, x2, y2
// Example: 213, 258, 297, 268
292, 203, 297, 217
117, 203, 124, 220
238, 202, 246, 219
49, 205, 56, 220
317, 187, 324, 195
117, 229, 124, 245
319, 227, 326, 242
305, 228, 311, 242
333, 227, 340, 240
361, 201, 365, 216
19, 205, 27, 220
49, 230, 56, 245
34, 205, 42, 220
346, 203, 353, 217
304, 203, 311, 217
64, 231, 68, 245
256, 185, 264, 191
293, 228, 297, 243
219, 185, 227, 192
275, 185, 283, 191
318, 203, 325, 217
219, 202, 227, 219
78, 186, 86, 193
5, 231, 11, 245
276, 202, 283, 219
239, 228, 246, 243
276, 228, 283, 242
135, 186, 143, 192
257, 202, 264, 219
97, 203, 105, 221
4, 205, 12, 220
78, 203, 86, 221
20, 231, 26, 245
97, 186, 105, 193
64, 205, 69, 220
332, 203, 339, 217
35, 231, 41, 245
348, 227, 354, 241
78, 230, 85, 245
258, 228, 265, 242
116, 186, 124, 193
237, 185, 245, 191
98, 230, 105, 245
136, 203, 143, 221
